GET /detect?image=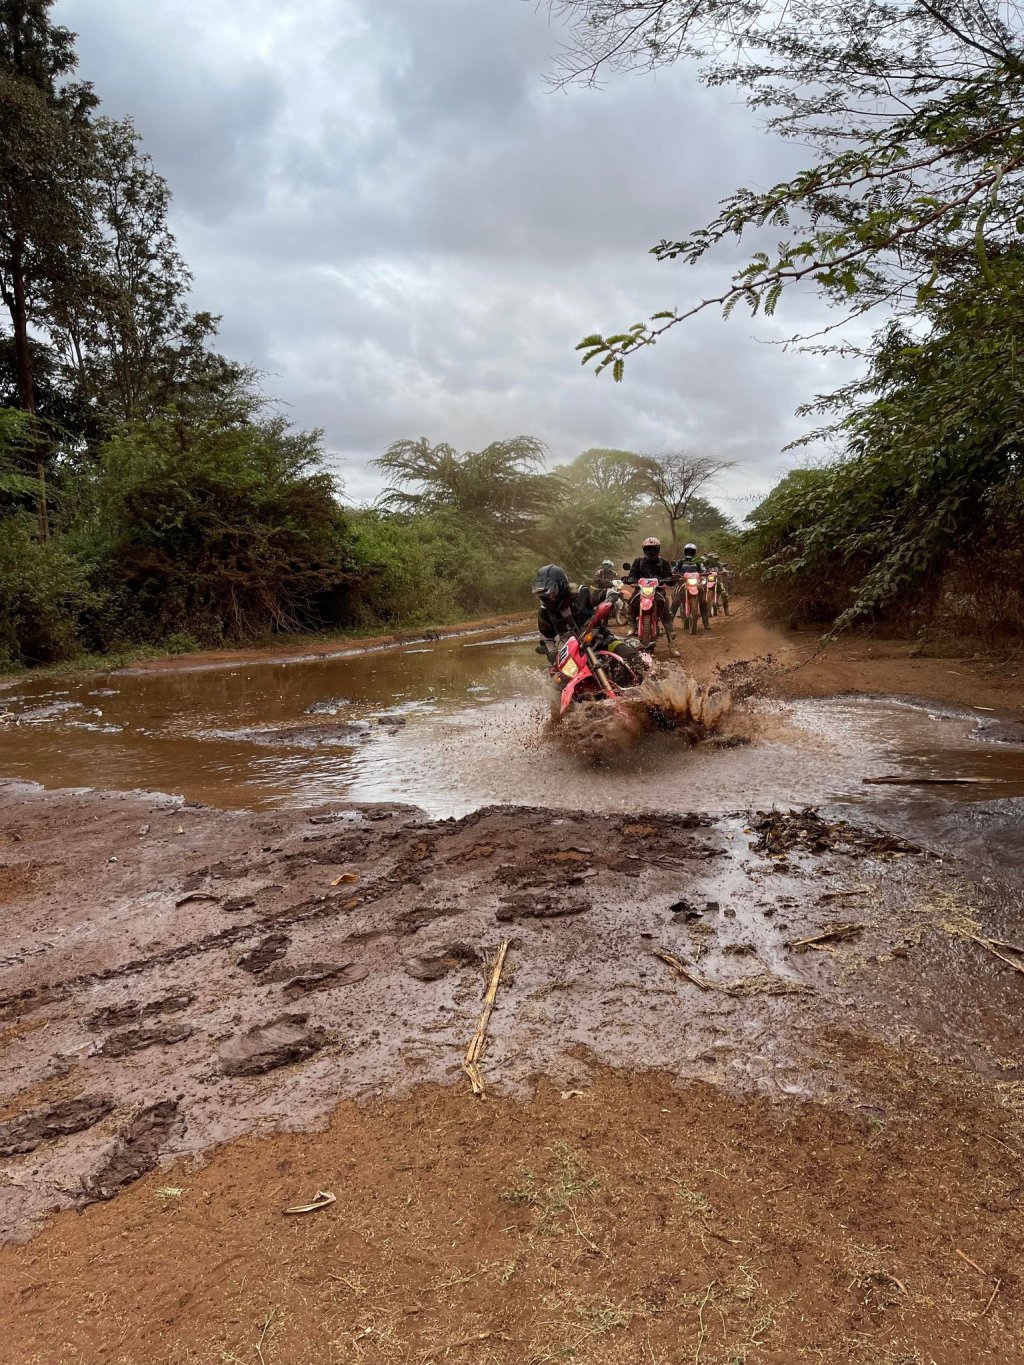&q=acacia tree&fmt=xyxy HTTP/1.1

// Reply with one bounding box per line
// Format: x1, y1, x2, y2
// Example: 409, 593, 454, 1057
551, 0, 1024, 374
632, 450, 732, 552
562, 446, 648, 505
373, 436, 554, 540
